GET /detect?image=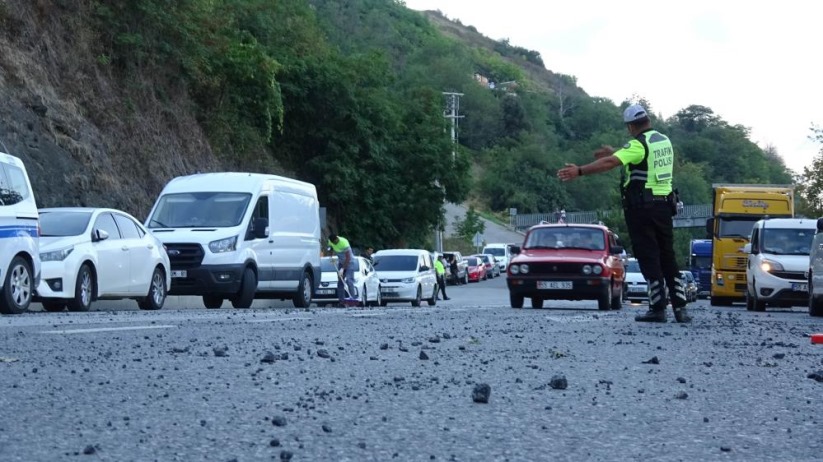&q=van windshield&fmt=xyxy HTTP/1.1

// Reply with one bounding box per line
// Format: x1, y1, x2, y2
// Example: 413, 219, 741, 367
373, 255, 418, 271
762, 228, 814, 255
147, 192, 252, 228
483, 247, 505, 257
